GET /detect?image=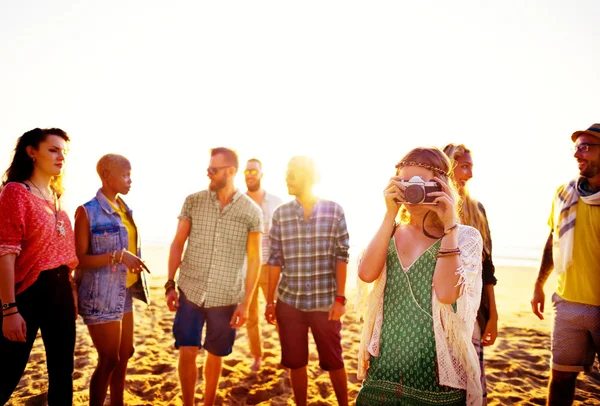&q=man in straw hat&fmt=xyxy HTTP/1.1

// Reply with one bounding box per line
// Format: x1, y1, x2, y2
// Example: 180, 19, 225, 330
531, 123, 600, 405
